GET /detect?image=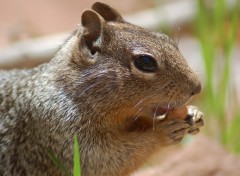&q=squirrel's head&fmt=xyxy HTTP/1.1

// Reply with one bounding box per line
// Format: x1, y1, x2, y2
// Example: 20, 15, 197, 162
62, 2, 202, 122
